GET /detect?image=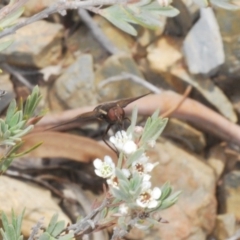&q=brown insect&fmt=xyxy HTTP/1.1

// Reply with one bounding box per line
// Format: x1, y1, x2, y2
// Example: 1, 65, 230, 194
47, 93, 150, 152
